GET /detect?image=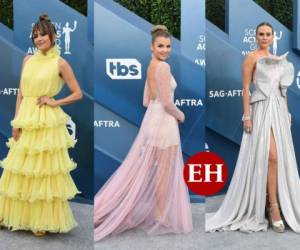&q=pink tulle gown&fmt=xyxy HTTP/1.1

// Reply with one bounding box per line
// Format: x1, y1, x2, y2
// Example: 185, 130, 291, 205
94, 61, 193, 241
